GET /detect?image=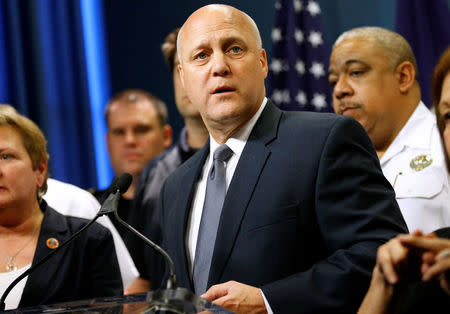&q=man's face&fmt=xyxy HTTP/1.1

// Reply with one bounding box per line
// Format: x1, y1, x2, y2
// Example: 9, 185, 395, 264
329, 38, 398, 139
439, 72, 450, 158
172, 54, 200, 120
178, 7, 268, 130
106, 100, 171, 178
